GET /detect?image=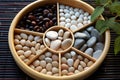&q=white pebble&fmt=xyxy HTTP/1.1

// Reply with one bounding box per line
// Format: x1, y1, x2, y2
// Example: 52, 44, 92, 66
77, 18, 83, 23
60, 13, 64, 17
45, 52, 52, 57
67, 59, 73, 66
65, 6, 69, 9
24, 50, 31, 57
83, 16, 88, 21
60, 22, 65, 26
84, 12, 89, 16
70, 11, 74, 15
65, 18, 71, 23
65, 23, 71, 28
33, 60, 40, 67
70, 51, 76, 56
59, 9, 64, 12
75, 12, 80, 17
41, 69, 47, 74
79, 9, 84, 14
69, 7, 73, 11
60, 17, 65, 21
45, 38, 51, 47
71, 20, 77, 25
28, 35, 34, 41
83, 21, 88, 25
34, 36, 40, 42
77, 23, 84, 28
65, 13, 71, 18
45, 57, 52, 63
68, 67, 75, 72
46, 63, 52, 71
79, 14, 84, 19
52, 67, 59, 74
40, 60, 46, 68
58, 29, 64, 37
46, 31, 58, 40
20, 33, 28, 39
71, 15, 77, 20
74, 8, 79, 12
70, 25, 78, 31
64, 9, 69, 13
46, 71, 52, 75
